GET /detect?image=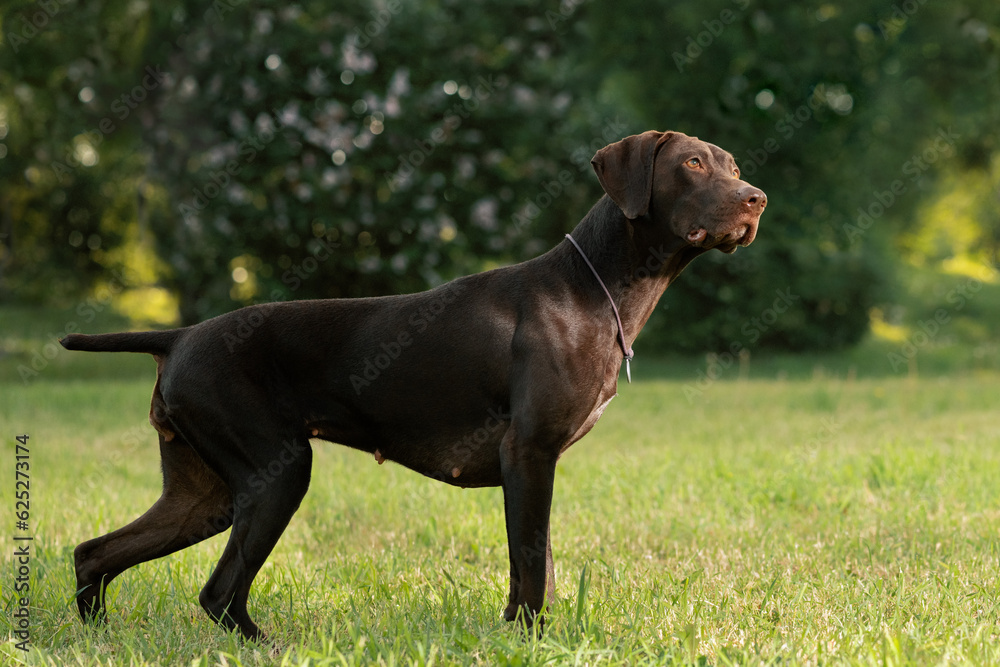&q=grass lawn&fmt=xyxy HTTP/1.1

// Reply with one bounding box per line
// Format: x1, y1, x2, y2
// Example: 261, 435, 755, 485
2, 301, 1000, 665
